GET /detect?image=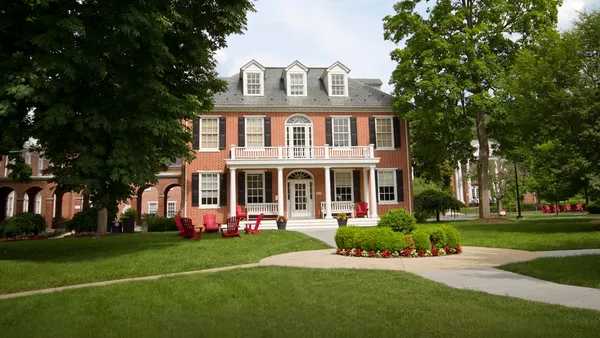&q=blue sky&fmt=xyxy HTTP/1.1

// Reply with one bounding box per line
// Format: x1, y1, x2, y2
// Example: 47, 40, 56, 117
215, 0, 600, 93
